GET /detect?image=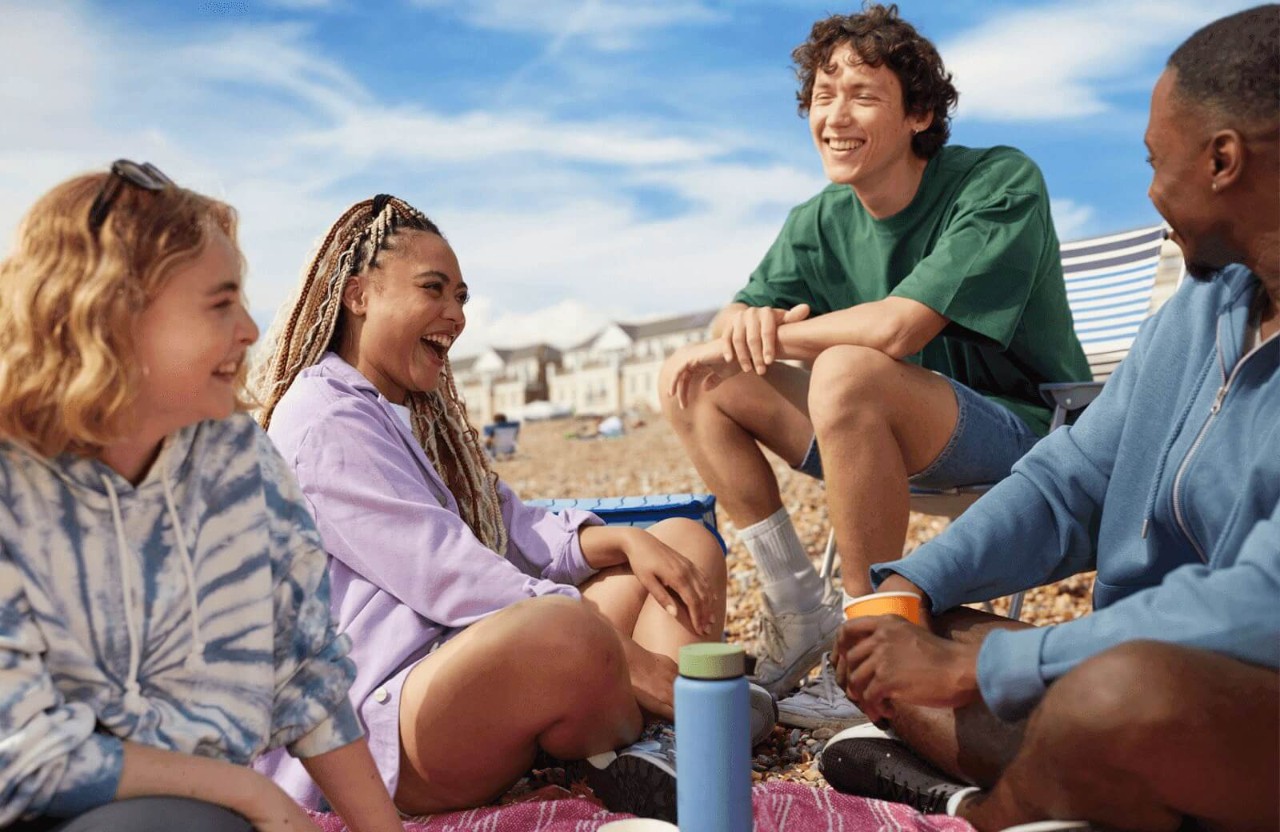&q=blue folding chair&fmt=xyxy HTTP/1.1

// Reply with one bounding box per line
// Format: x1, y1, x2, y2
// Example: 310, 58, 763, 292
526, 493, 727, 554
819, 225, 1178, 619
483, 420, 521, 459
